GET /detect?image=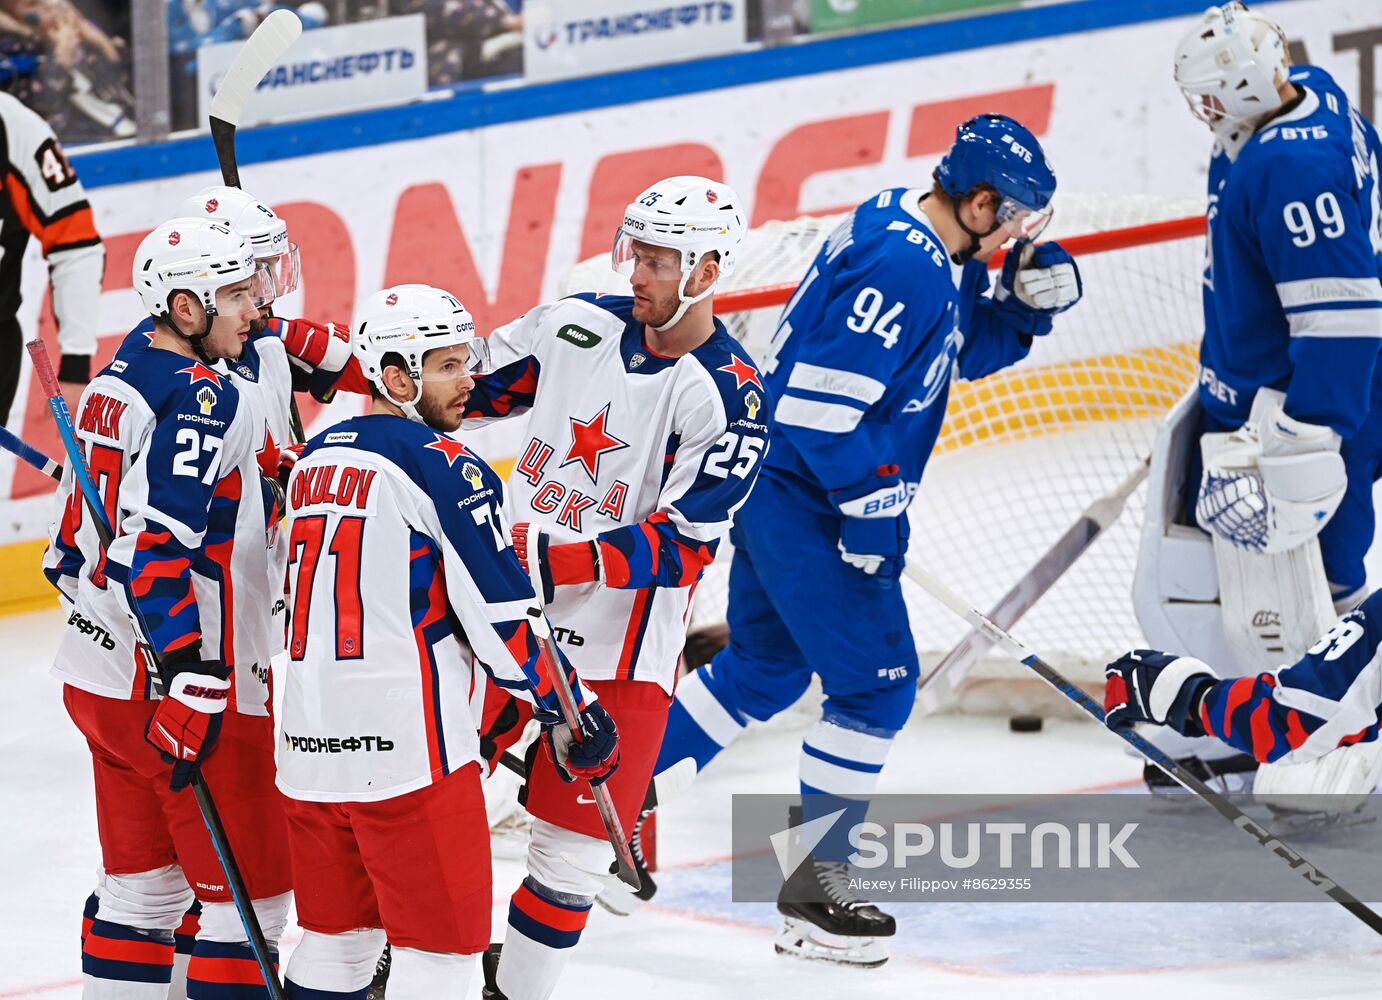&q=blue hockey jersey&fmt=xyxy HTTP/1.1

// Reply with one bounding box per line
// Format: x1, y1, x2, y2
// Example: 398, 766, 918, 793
1198, 66, 1382, 437
756, 187, 1035, 509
